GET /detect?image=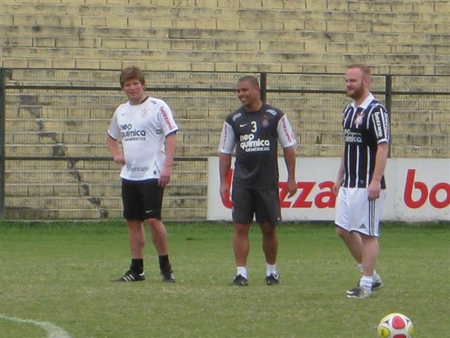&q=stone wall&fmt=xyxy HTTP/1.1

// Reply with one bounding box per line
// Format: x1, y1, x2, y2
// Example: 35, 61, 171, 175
1, 0, 449, 220
2, 0, 449, 74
